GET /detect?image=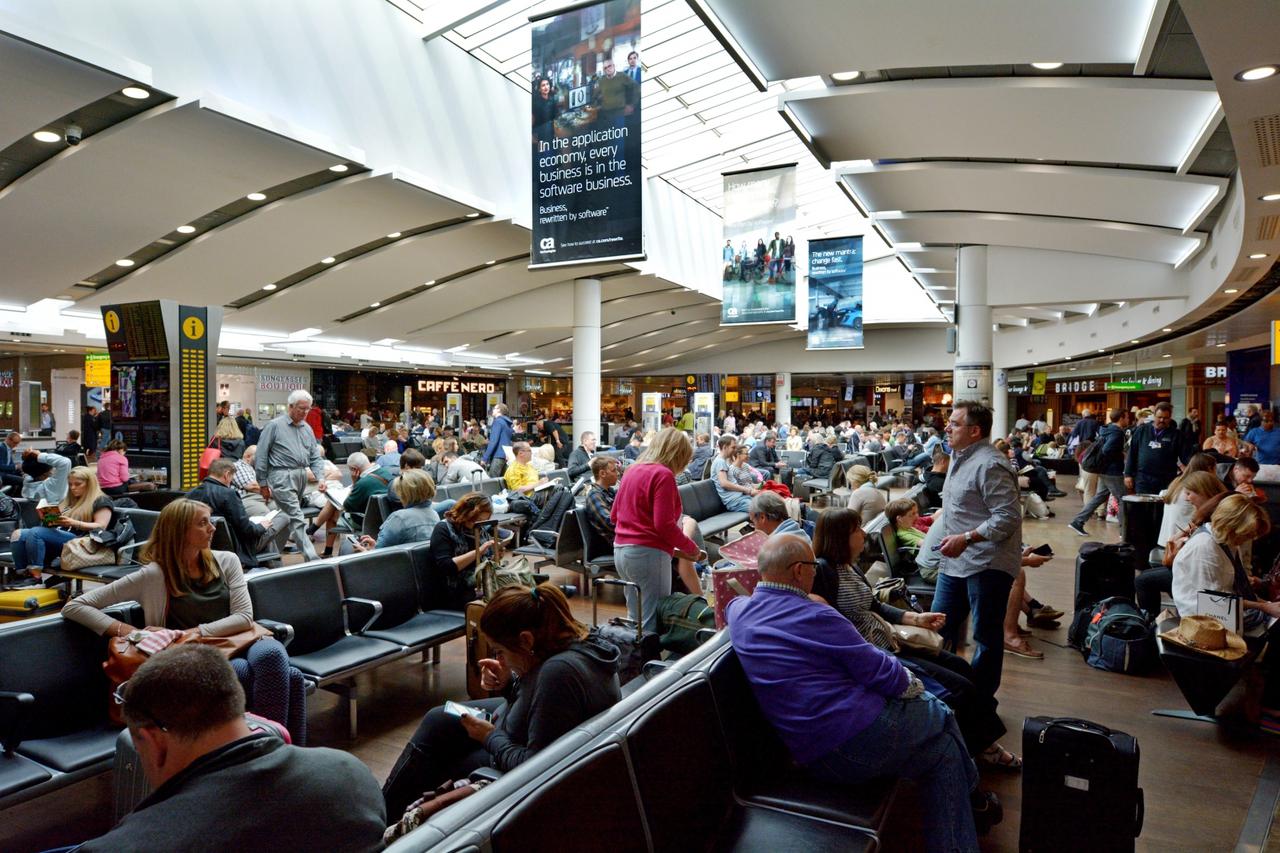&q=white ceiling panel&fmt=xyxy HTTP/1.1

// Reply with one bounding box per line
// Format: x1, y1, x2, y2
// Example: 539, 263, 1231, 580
79, 173, 478, 311
877, 212, 1204, 266
899, 248, 957, 270
0, 100, 347, 304
782, 78, 1220, 168
0, 31, 128, 147
701, 0, 1156, 81
839, 162, 1226, 231
233, 220, 530, 333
